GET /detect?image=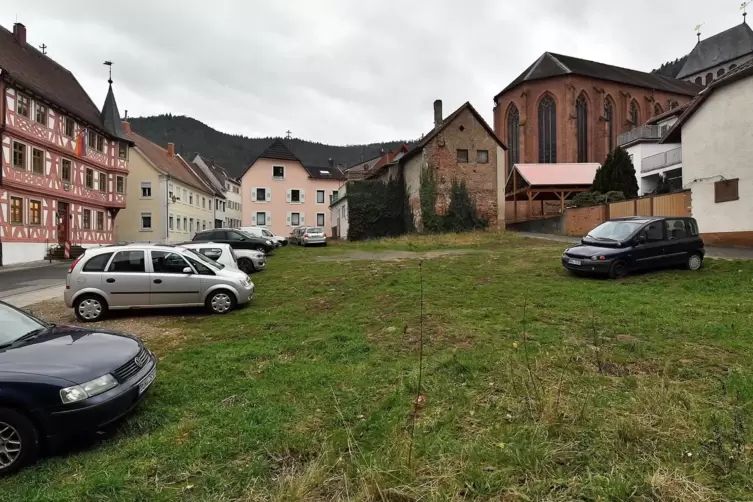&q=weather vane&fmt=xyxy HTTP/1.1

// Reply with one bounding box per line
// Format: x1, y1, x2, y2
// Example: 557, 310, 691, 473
742, 1, 751, 22
695, 23, 705, 42
103, 60, 113, 84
